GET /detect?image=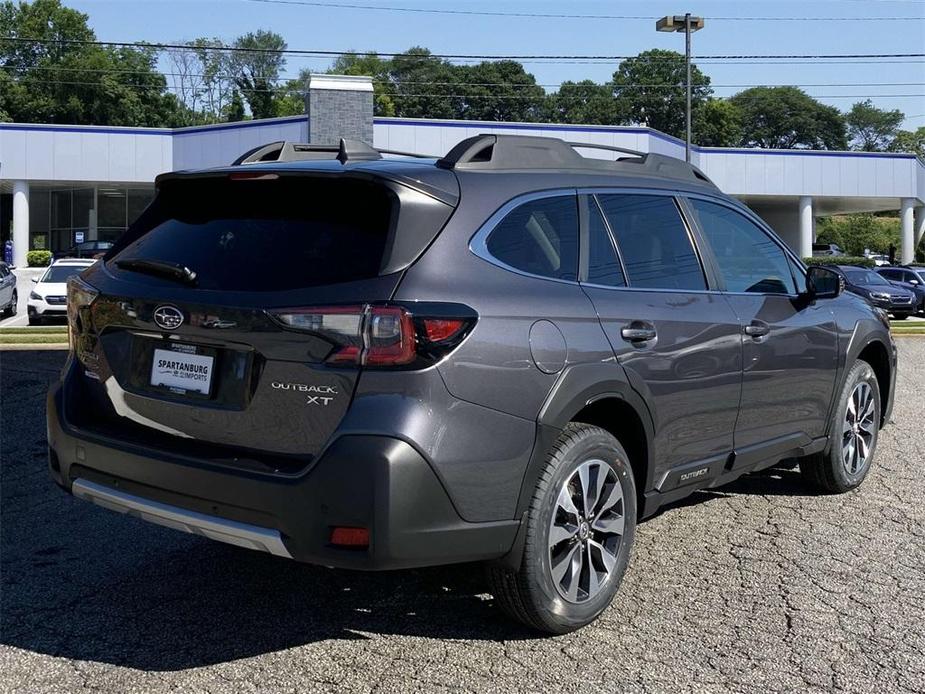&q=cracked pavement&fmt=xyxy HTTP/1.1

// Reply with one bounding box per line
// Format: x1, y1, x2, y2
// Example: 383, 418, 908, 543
1, 343, 923, 694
